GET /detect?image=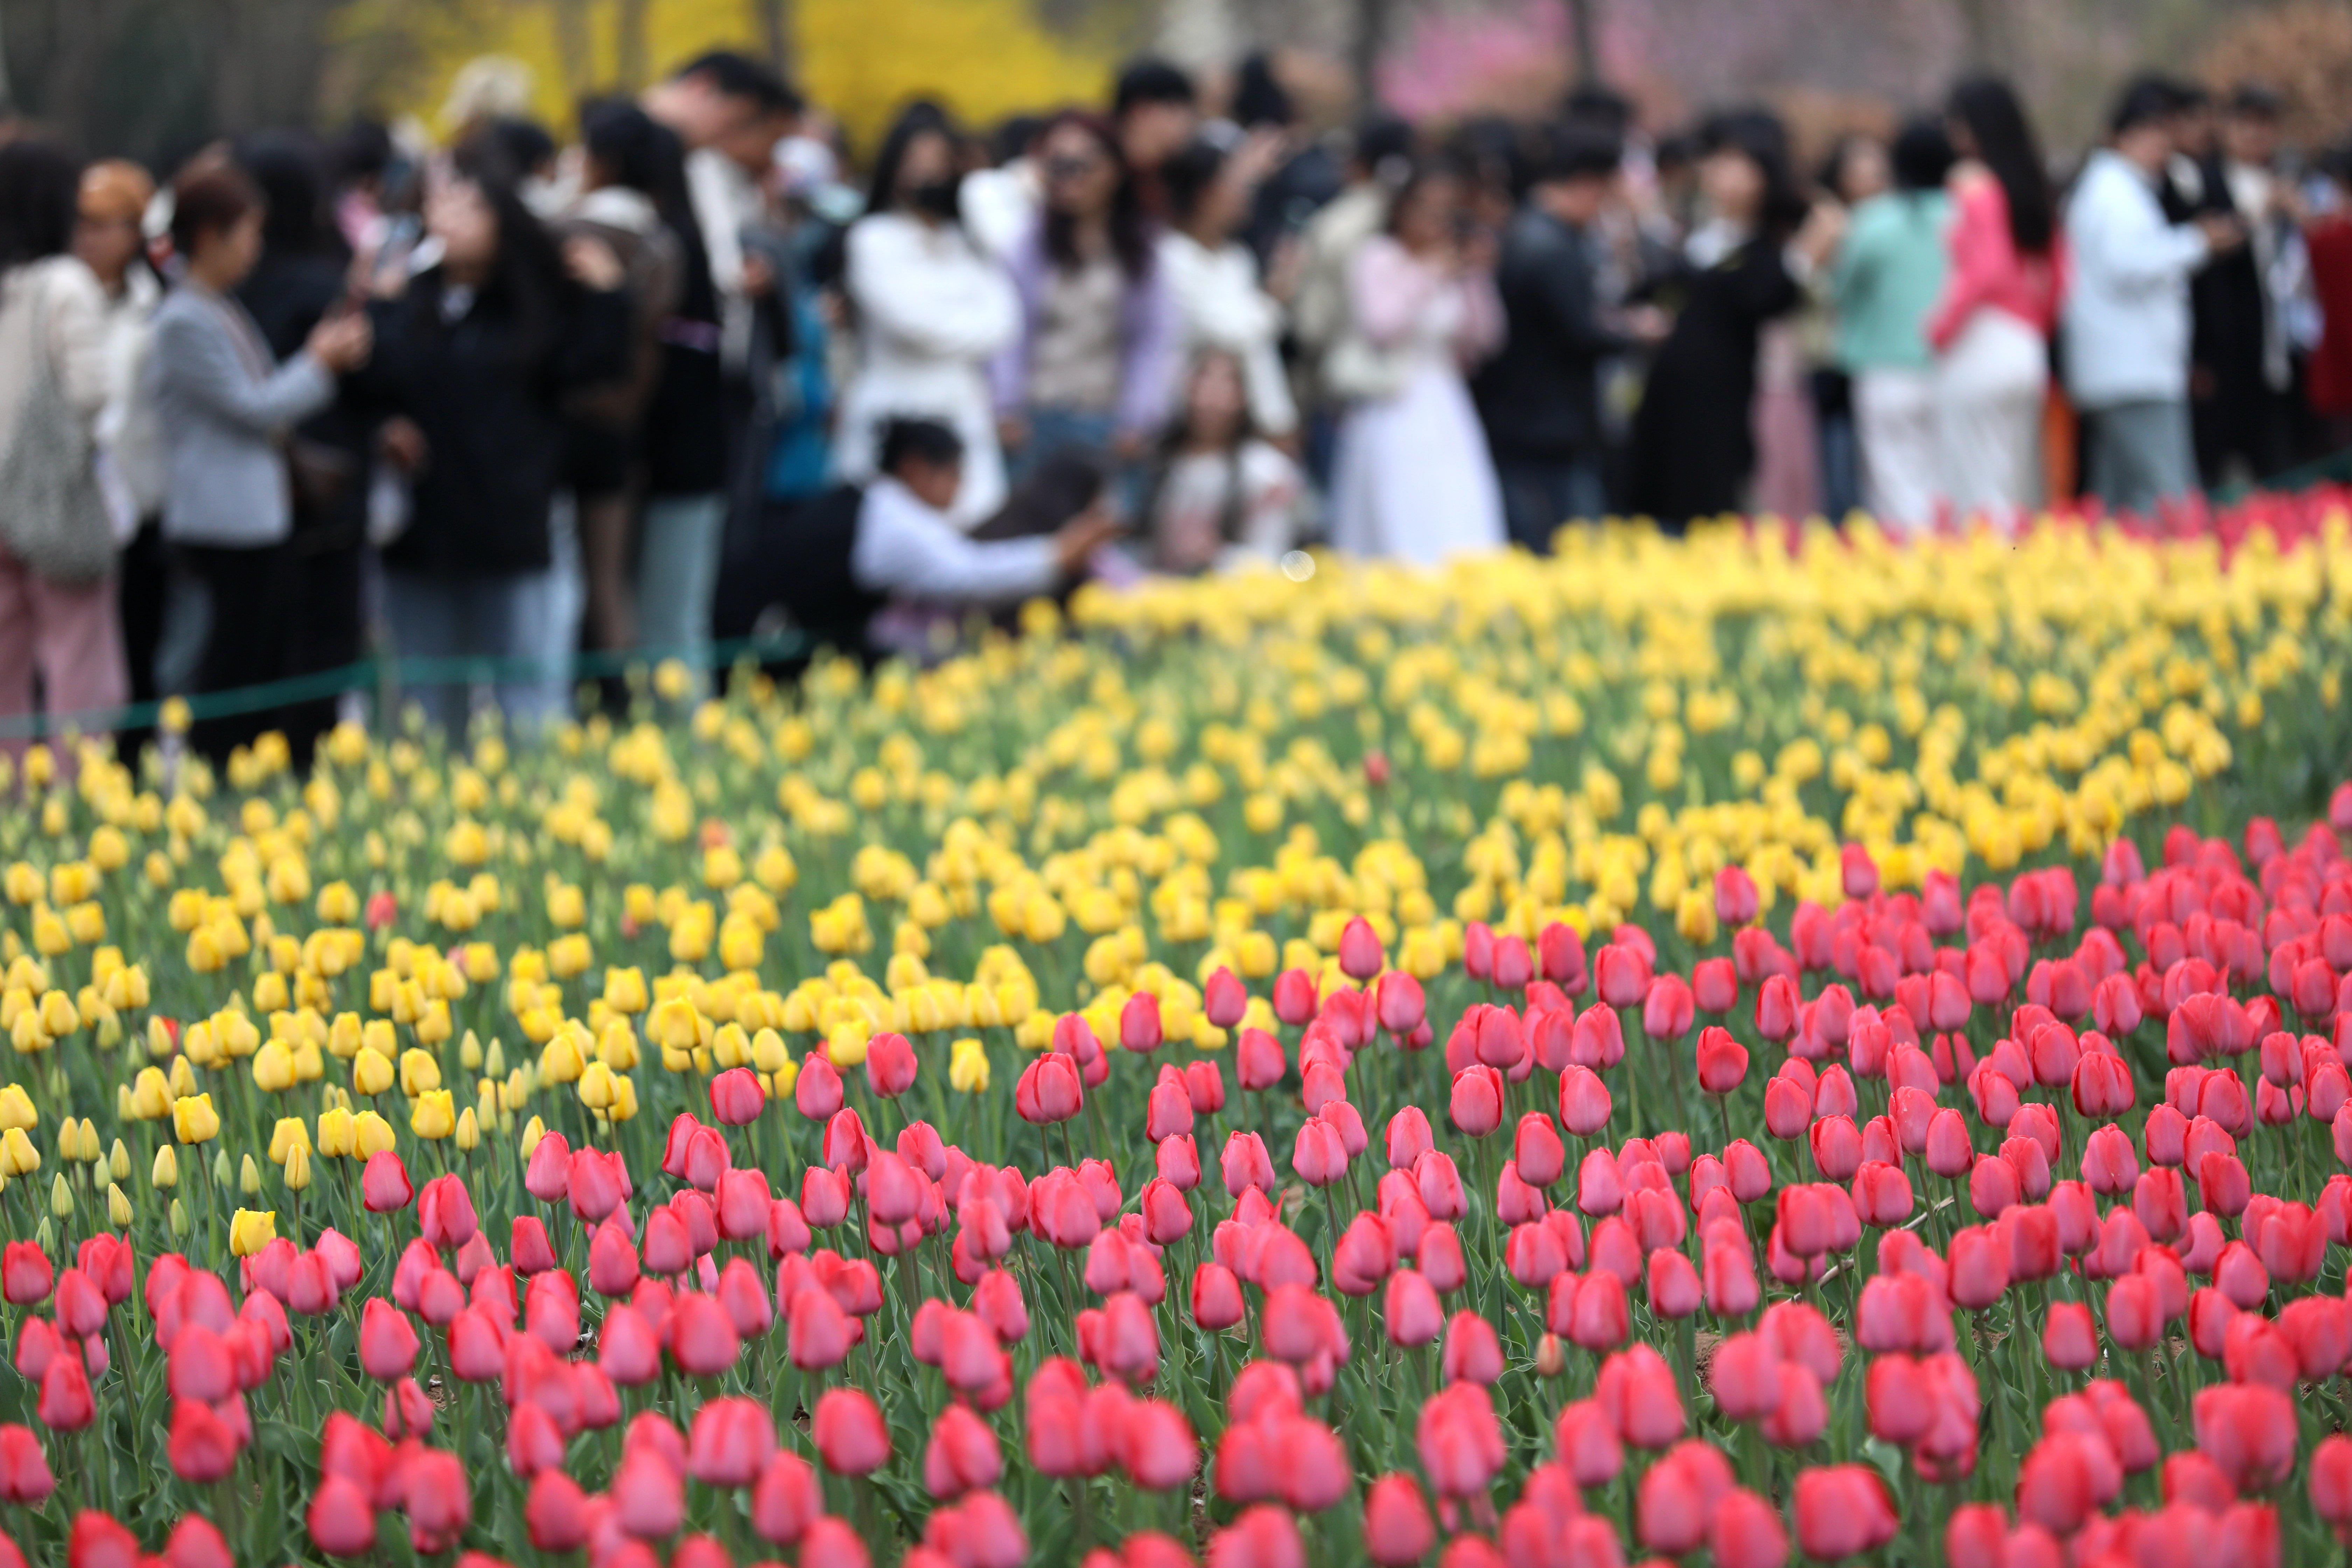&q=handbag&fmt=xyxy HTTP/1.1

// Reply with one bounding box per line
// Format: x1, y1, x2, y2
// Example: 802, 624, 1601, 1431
1322, 327, 1413, 403
0, 269, 115, 586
